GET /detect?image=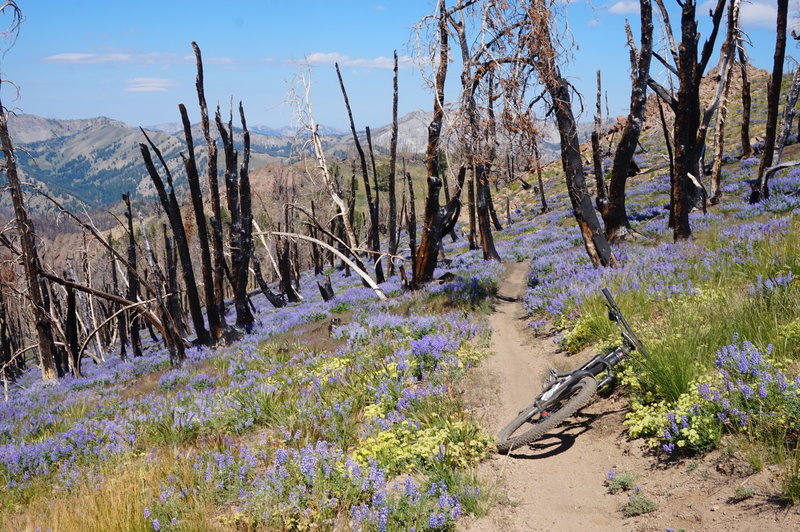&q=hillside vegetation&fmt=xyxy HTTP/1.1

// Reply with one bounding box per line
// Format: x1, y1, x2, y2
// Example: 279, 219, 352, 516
1, 55, 800, 532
